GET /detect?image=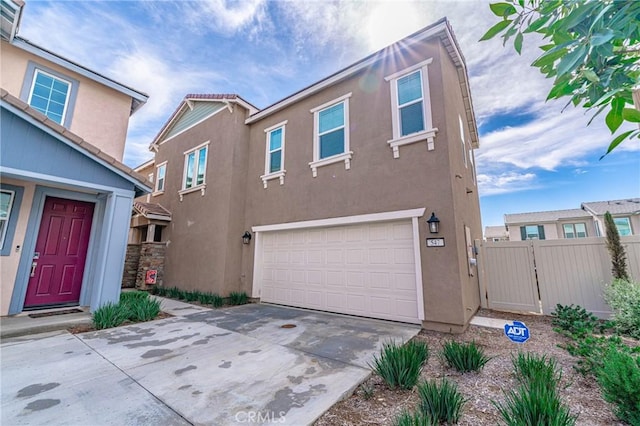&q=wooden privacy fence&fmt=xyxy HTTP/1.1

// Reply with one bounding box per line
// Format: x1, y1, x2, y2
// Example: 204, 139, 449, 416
477, 236, 640, 318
